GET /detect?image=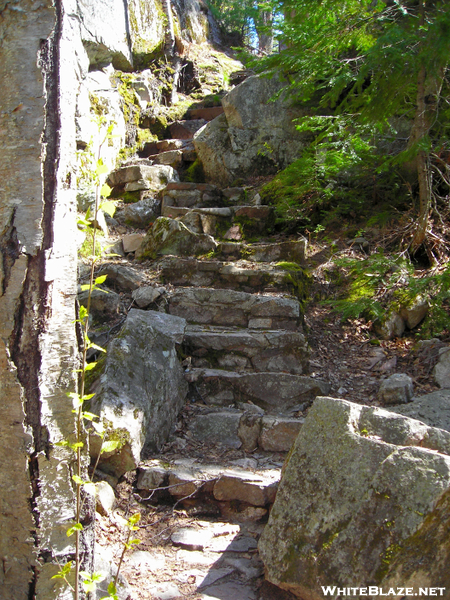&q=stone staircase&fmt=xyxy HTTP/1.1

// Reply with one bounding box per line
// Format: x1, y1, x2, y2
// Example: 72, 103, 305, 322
89, 110, 330, 599
104, 124, 329, 507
